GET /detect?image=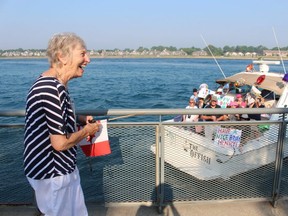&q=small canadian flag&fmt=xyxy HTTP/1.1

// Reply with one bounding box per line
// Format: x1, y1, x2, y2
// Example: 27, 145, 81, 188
78, 119, 111, 157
